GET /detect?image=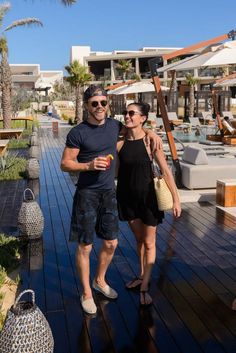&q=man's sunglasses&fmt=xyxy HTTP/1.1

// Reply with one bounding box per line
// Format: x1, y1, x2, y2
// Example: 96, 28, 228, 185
90, 100, 108, 108
123, 110, 141, 117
